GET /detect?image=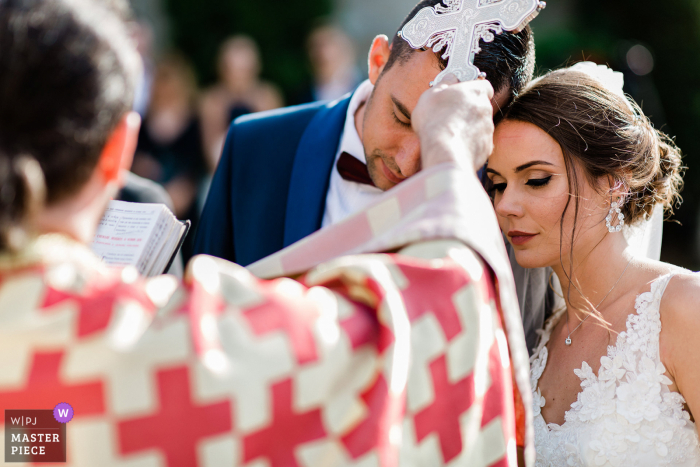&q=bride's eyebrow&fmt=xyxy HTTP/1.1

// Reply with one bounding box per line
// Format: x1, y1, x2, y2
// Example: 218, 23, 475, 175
515, 160, 554, 173
486, 161, 554, 177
